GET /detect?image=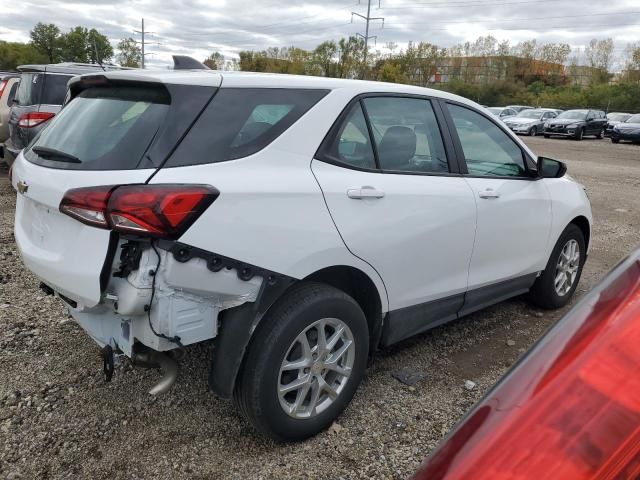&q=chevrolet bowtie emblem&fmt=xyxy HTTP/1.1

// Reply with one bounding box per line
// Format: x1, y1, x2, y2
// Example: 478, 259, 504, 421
17, 181, 28, 194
